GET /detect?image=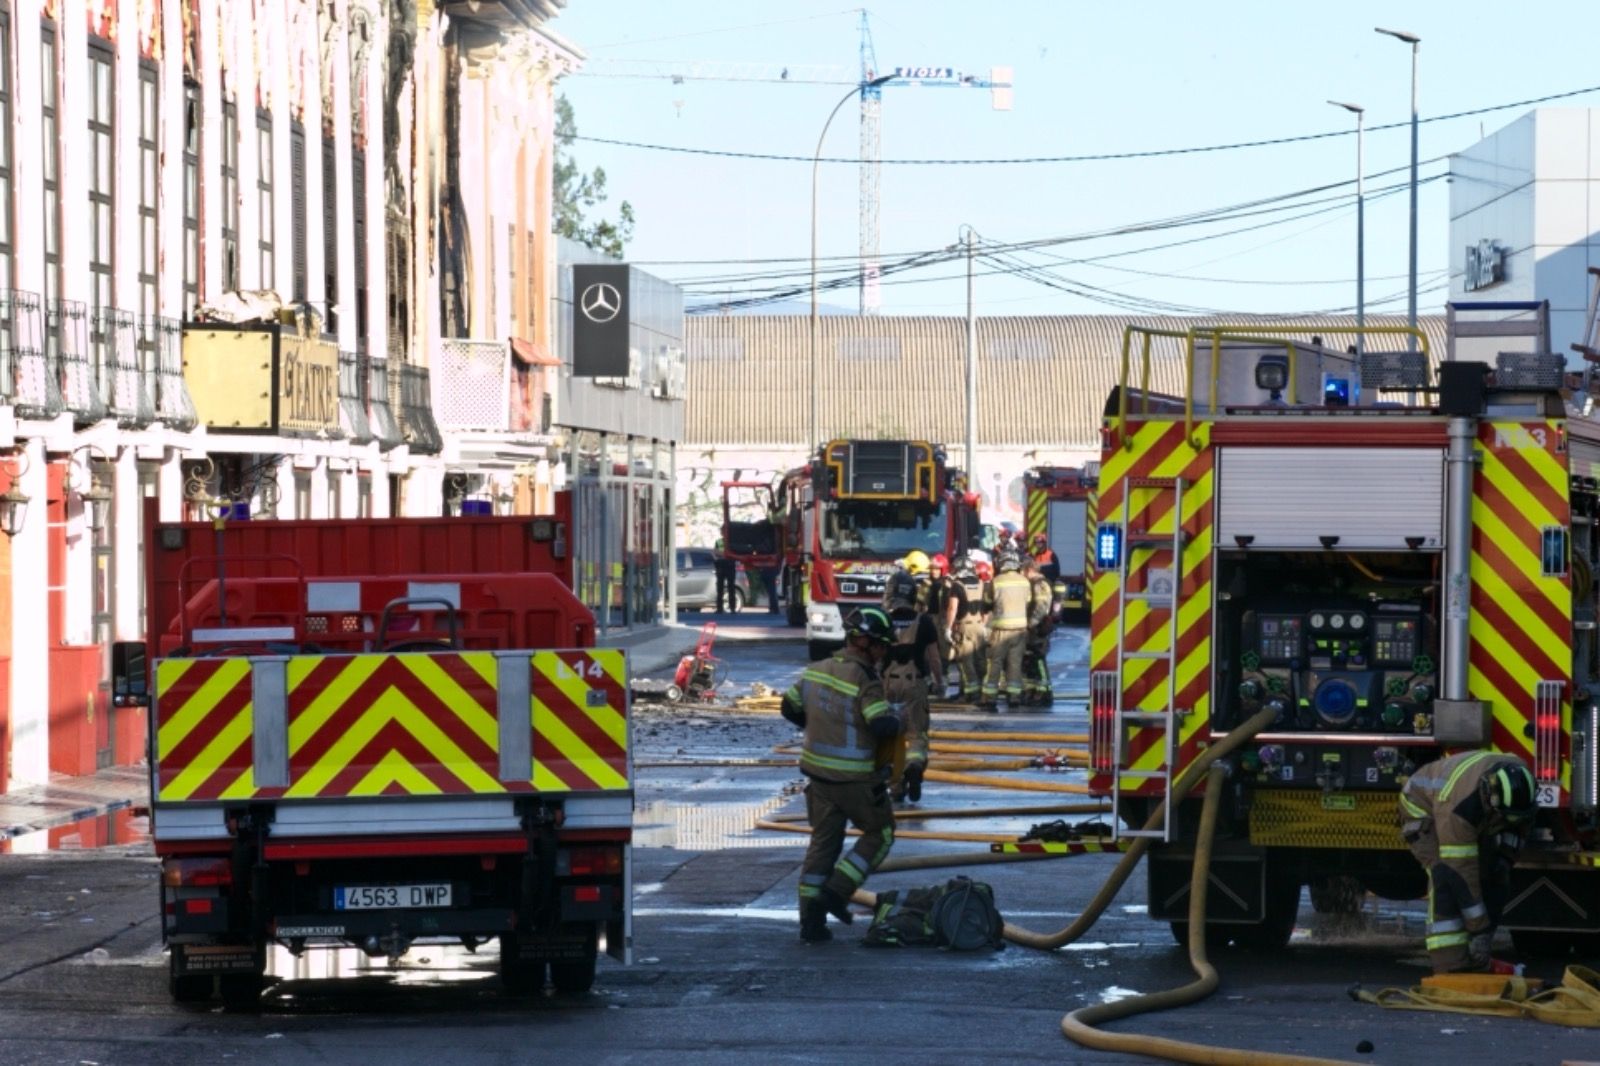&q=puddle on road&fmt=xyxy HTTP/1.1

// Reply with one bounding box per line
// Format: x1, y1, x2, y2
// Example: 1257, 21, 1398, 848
633, 796, 800, 850
0, 808, 149, 855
